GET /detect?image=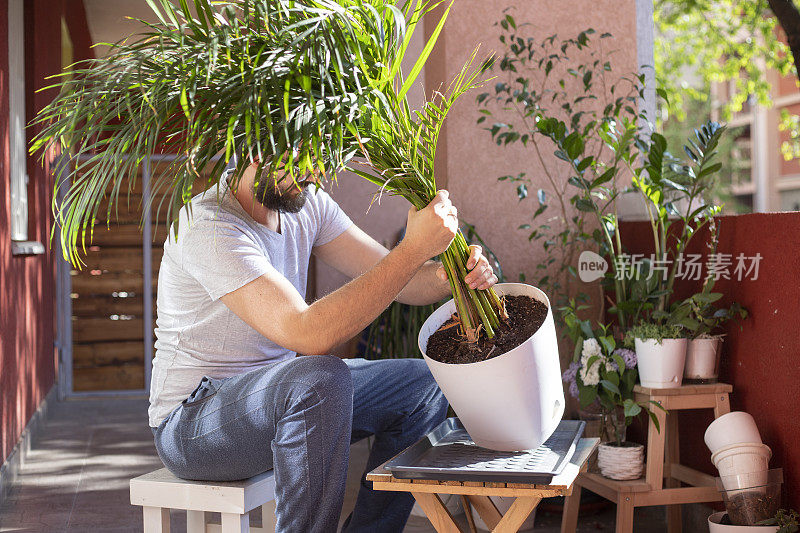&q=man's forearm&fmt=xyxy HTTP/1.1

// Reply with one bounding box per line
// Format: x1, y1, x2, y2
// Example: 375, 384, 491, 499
396, 260, 451, 305
300, 241, 428, 354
